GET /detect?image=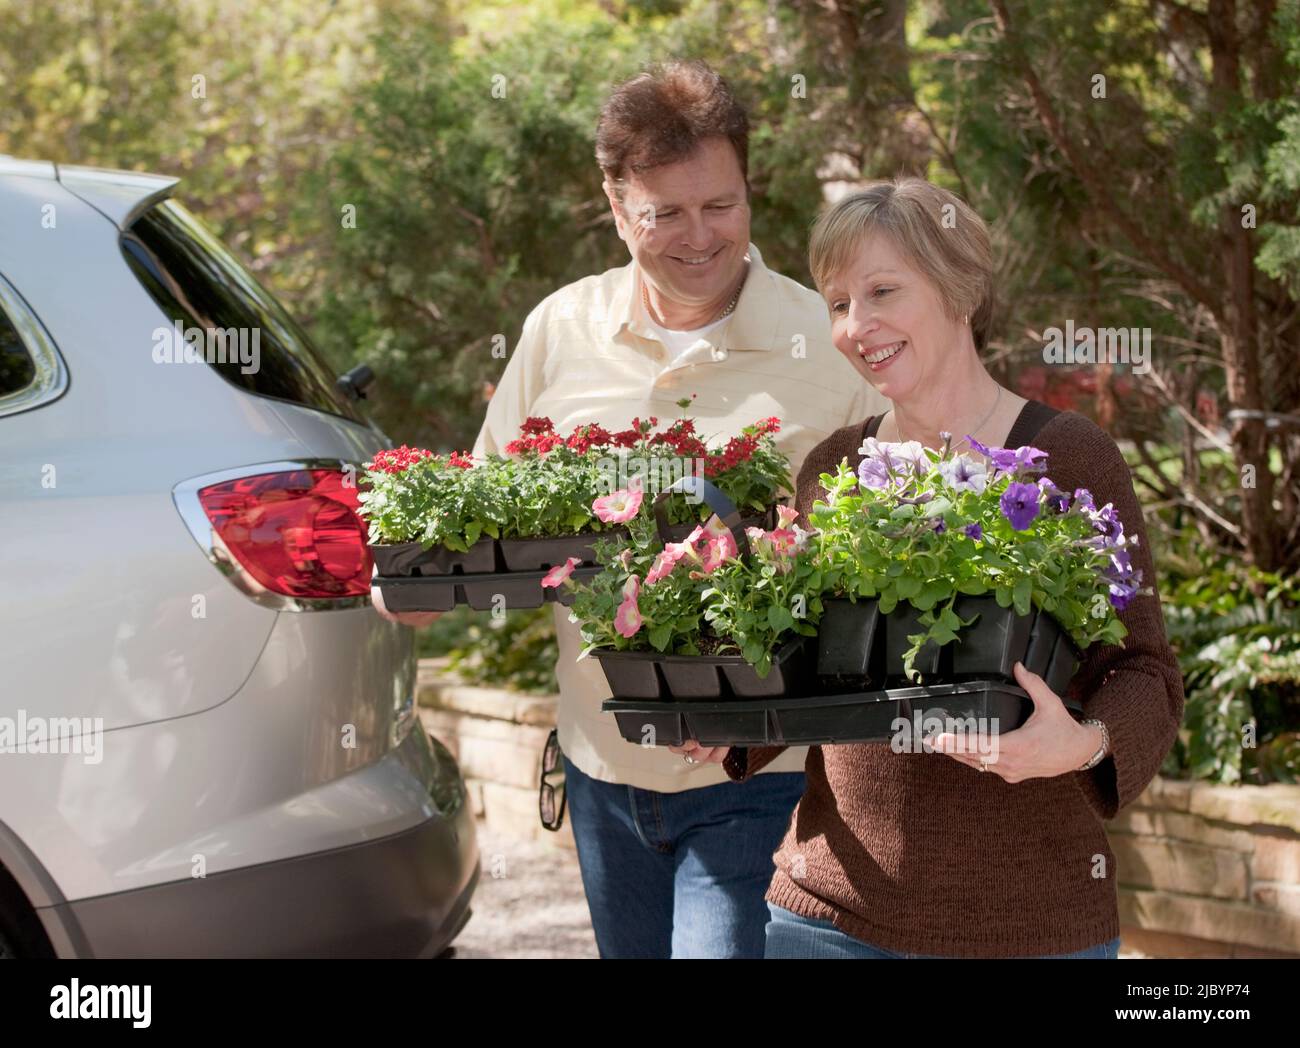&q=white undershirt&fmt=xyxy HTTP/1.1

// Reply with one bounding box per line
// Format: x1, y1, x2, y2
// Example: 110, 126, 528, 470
646, 314, 730, 367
